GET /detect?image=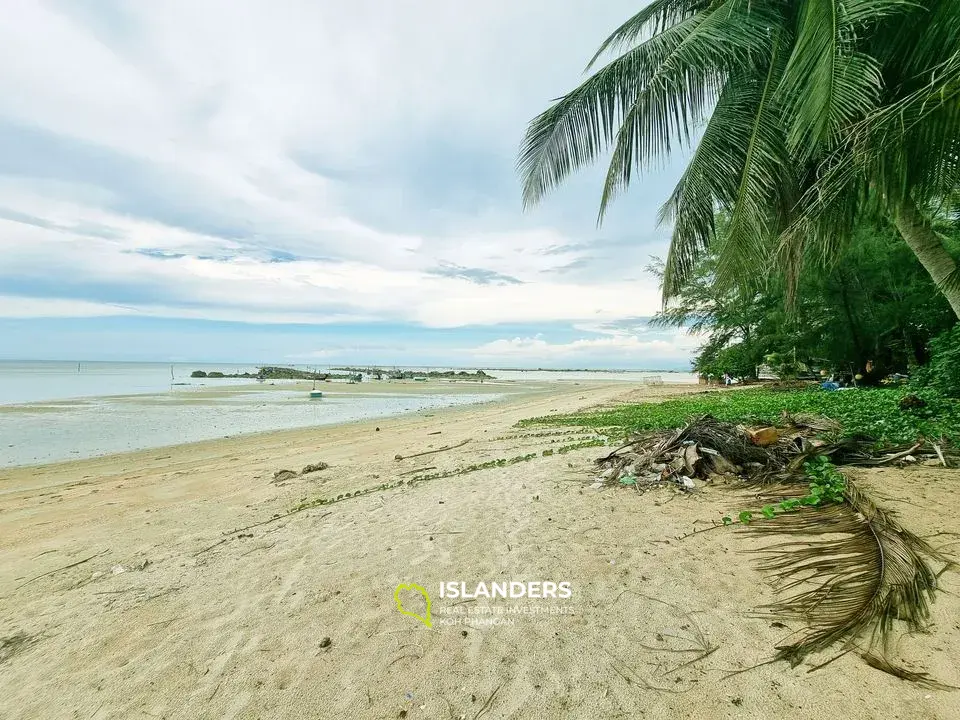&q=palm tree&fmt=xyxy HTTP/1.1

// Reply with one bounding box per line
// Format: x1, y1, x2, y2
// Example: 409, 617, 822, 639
519, 0, 960, 316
